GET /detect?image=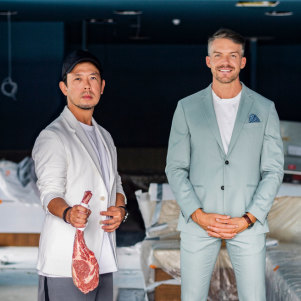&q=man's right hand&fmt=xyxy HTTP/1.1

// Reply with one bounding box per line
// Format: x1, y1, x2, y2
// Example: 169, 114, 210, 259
48, 197, 91, 228
191, 208, 238, 239
66, 205, 91, 228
